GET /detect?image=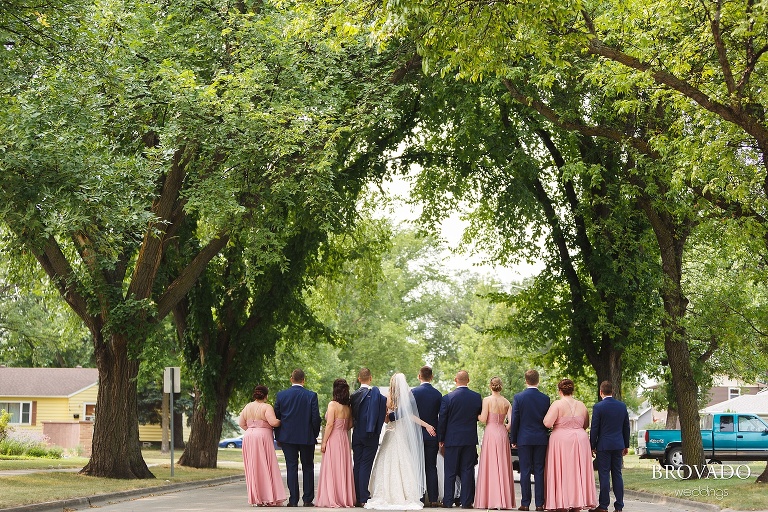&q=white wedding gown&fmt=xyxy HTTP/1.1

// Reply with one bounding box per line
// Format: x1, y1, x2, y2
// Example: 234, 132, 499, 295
364, 419, 425, 510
